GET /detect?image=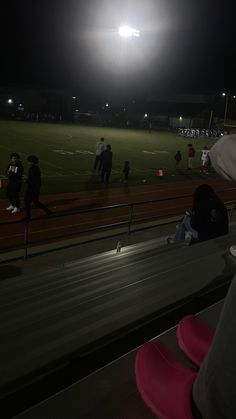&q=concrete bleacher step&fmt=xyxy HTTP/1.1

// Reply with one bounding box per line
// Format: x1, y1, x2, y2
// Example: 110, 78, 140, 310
13, 300, 224, 419
1, 228, 236, 417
